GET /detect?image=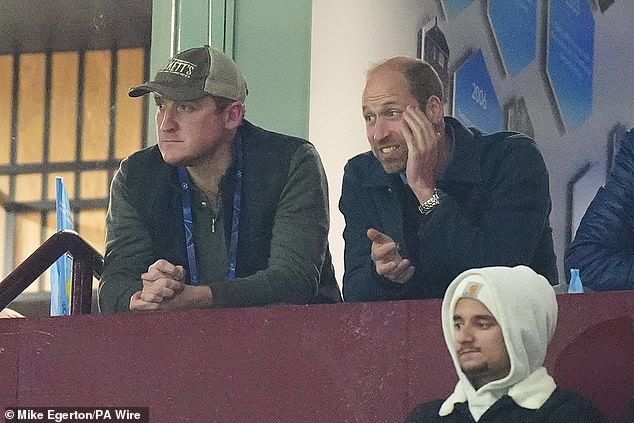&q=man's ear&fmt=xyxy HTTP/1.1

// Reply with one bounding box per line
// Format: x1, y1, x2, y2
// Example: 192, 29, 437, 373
425, 95, 444, 123
224, 102, 245, 130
